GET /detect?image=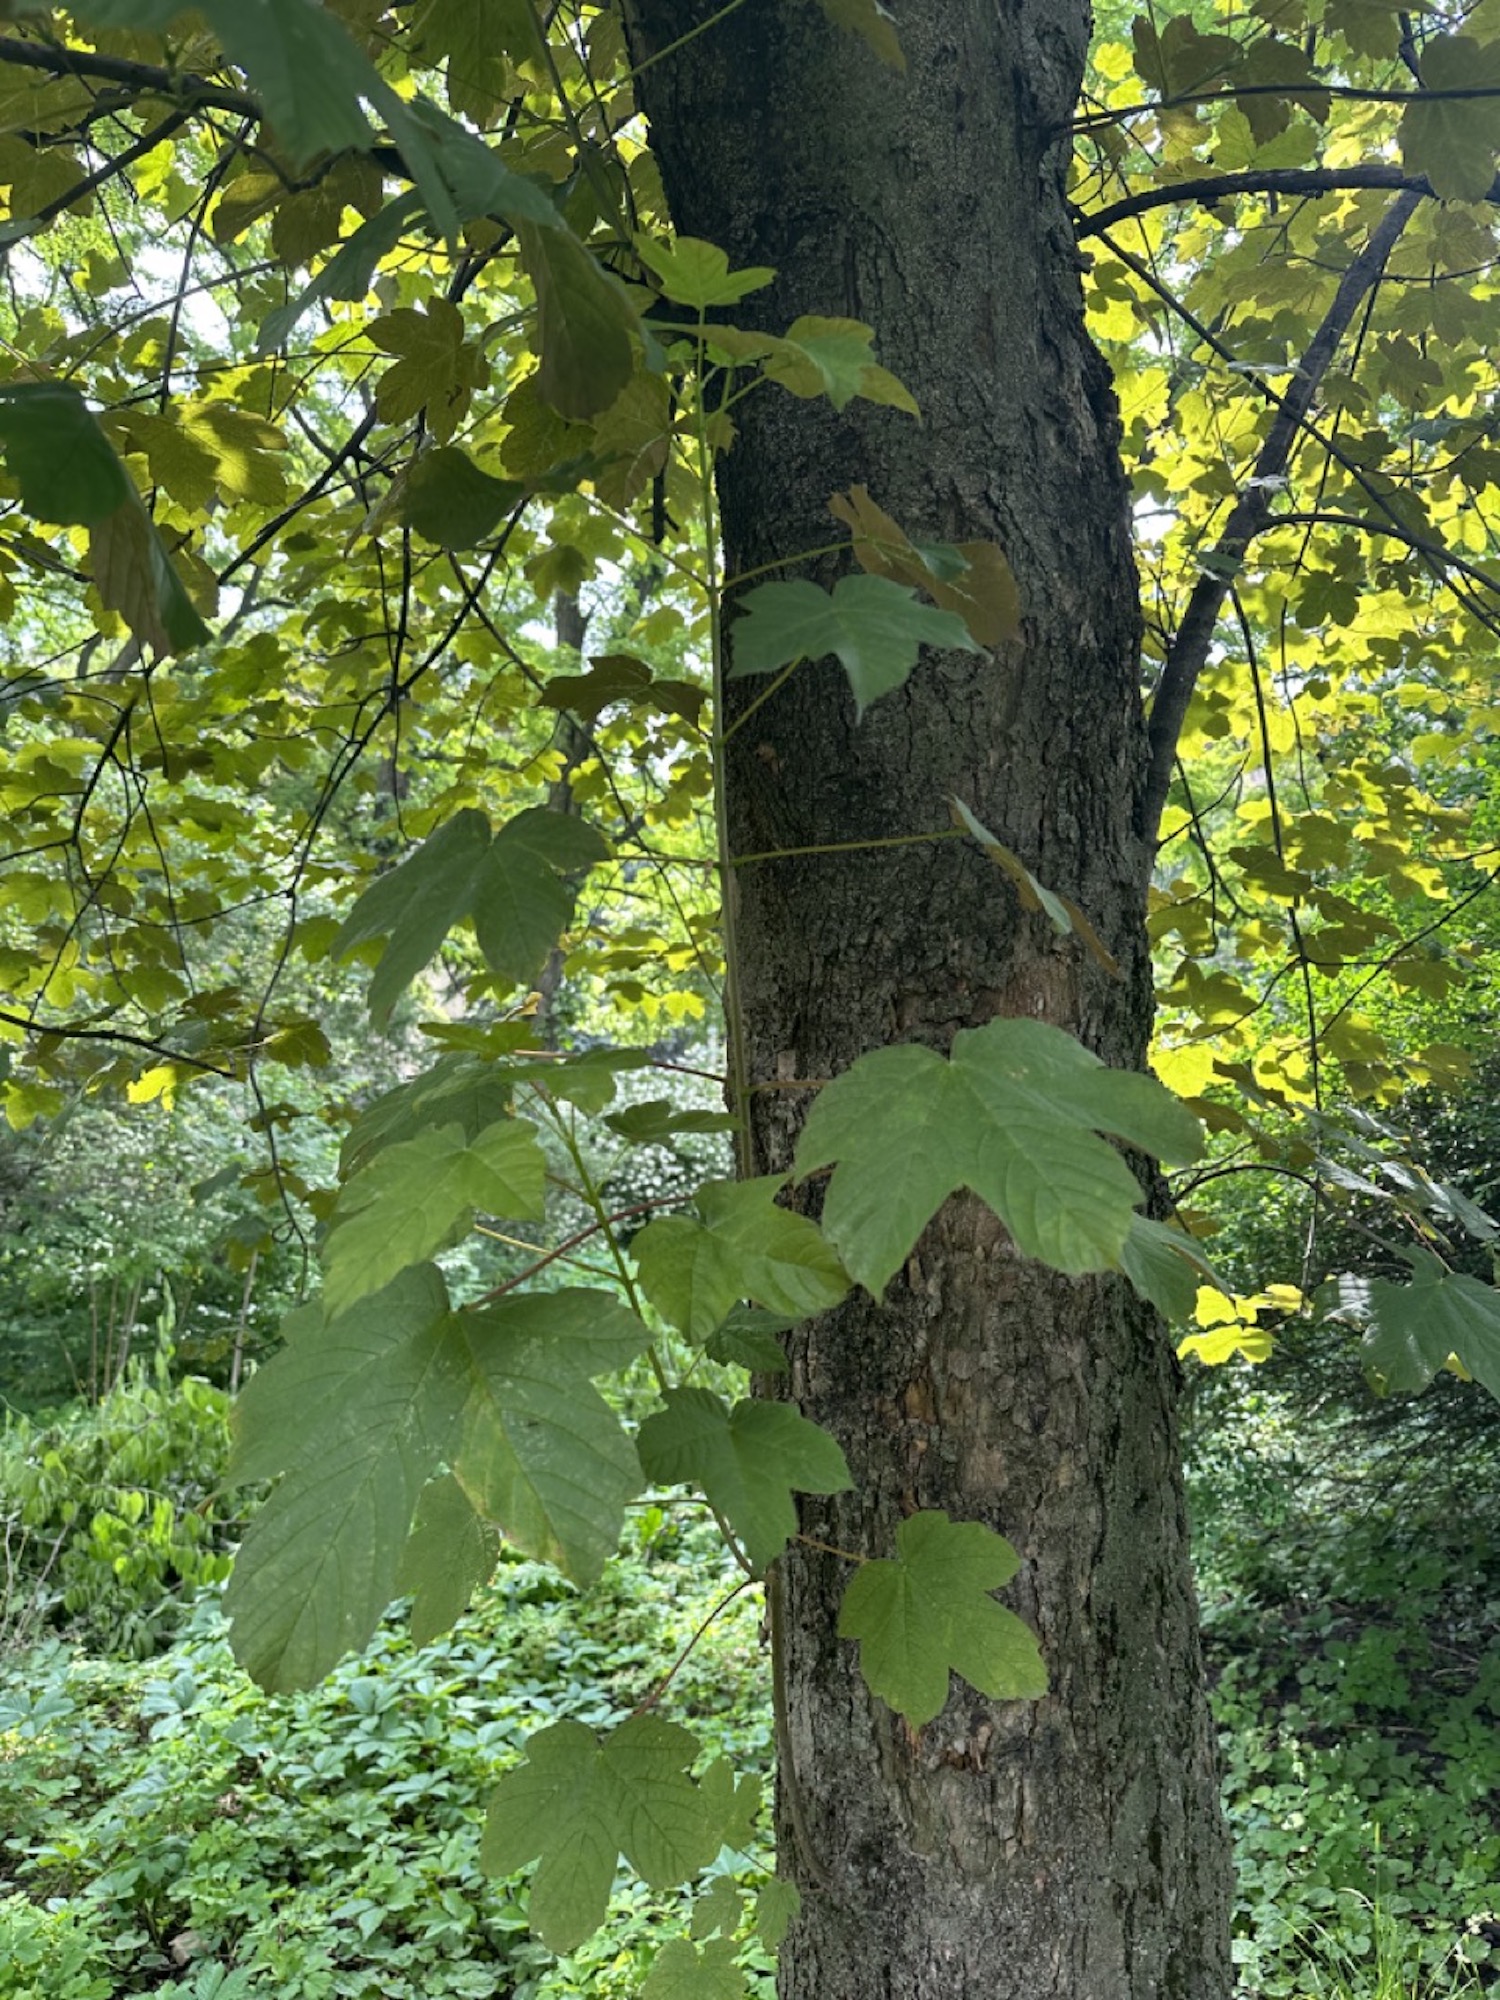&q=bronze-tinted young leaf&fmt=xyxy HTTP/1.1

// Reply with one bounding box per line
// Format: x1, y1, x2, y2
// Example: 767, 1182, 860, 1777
830, 486, 1021, 647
